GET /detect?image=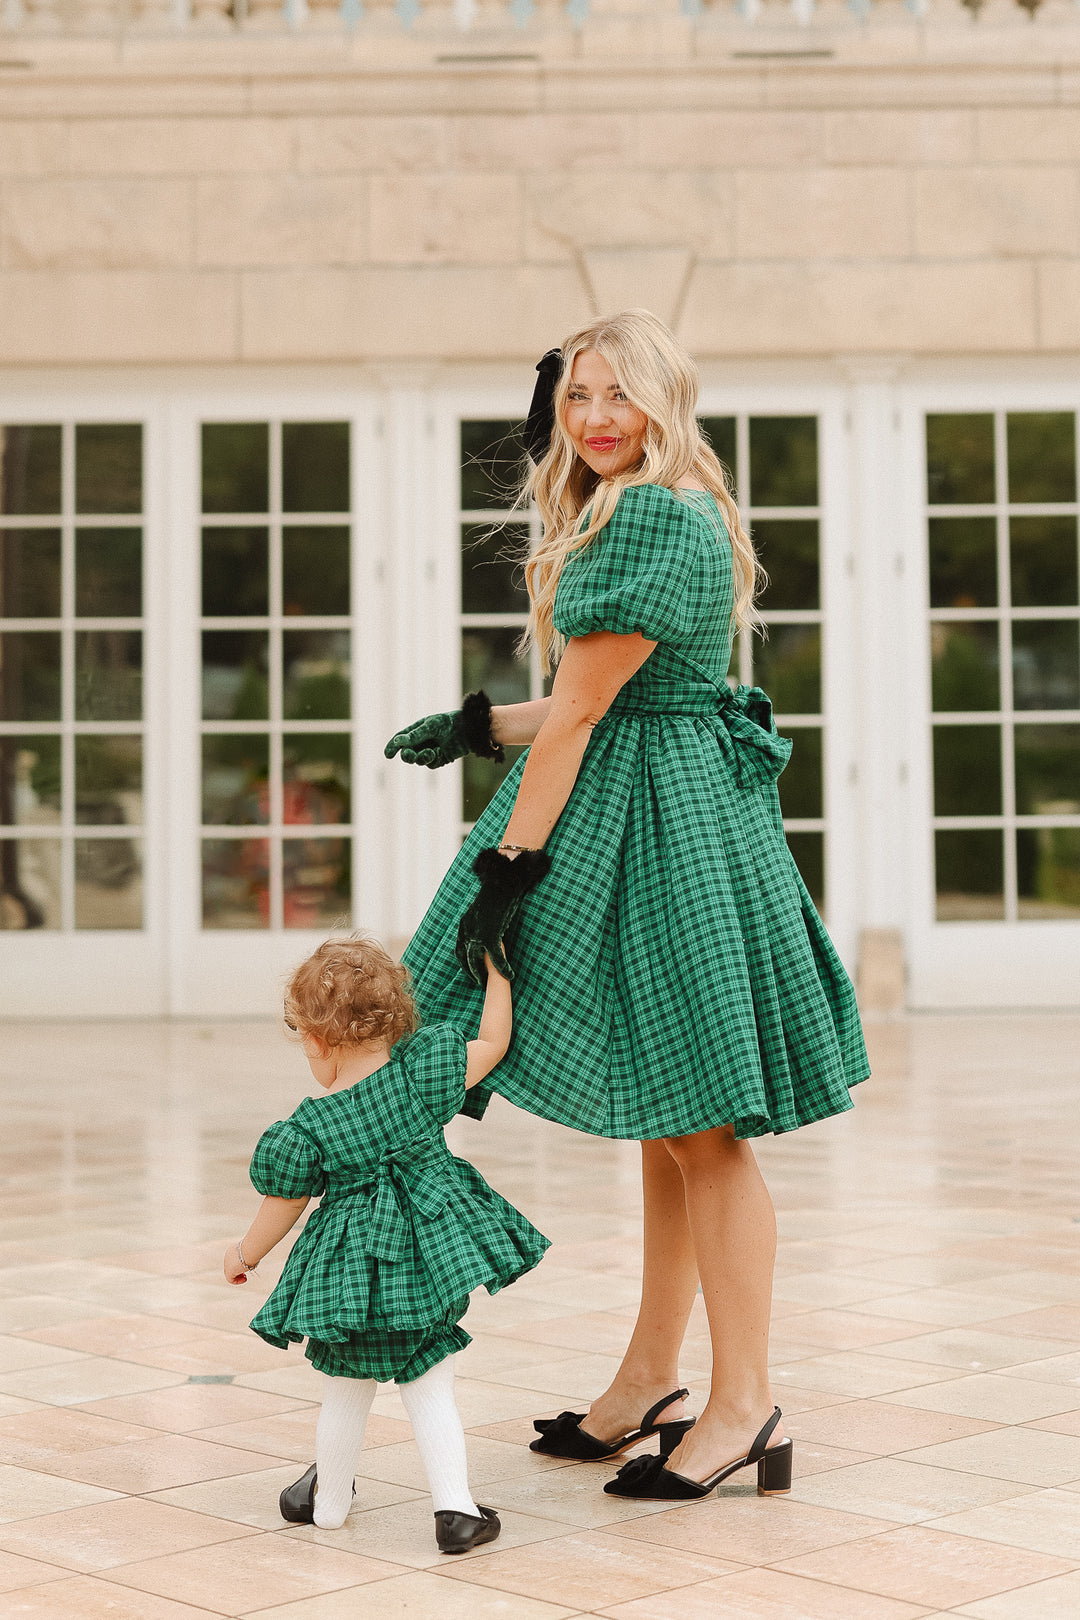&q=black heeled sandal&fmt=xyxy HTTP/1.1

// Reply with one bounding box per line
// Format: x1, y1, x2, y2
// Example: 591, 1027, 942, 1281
603, 1406, 792, 1499
530, 1388, 695, 1461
